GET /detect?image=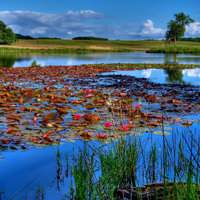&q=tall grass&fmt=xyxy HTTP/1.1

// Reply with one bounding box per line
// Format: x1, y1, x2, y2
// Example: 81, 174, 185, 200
67, 103, 200, 200
67, 136, 140, 200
